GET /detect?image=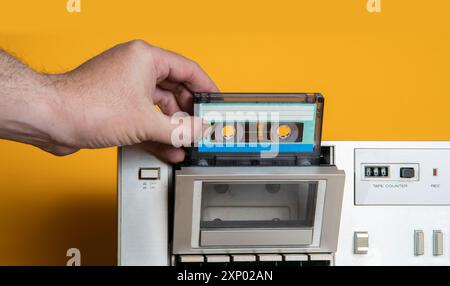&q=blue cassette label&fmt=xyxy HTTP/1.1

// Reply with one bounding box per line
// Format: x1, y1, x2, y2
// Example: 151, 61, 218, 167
197, 103, 317, 153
